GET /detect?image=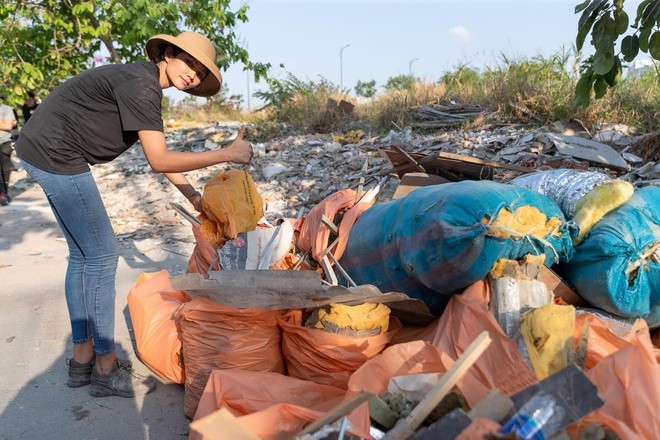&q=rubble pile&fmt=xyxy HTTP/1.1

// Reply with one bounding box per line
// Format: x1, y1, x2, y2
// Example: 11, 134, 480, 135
106, 118, 660, 439
89, 120, 657, 247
